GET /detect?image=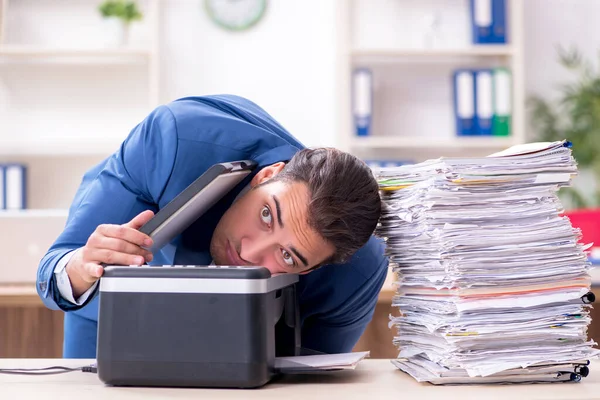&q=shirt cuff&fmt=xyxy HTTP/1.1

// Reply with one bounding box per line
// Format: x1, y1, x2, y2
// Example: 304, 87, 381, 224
54, 249, 99, 305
